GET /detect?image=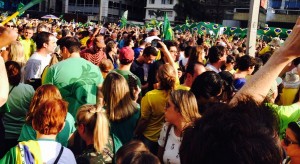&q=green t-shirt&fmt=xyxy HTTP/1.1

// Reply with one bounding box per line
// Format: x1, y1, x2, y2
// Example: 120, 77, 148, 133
110, 104, 140, 145
268, 103, 300, 139
114, 69, 141, 89
3, 84, 35, 139
43, 57, 103, 117
18, 112, 76, 146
